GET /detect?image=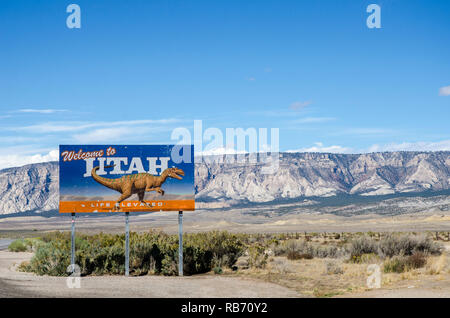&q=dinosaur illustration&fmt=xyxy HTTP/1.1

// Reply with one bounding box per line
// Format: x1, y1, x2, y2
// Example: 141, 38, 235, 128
91, 165, 185, 210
